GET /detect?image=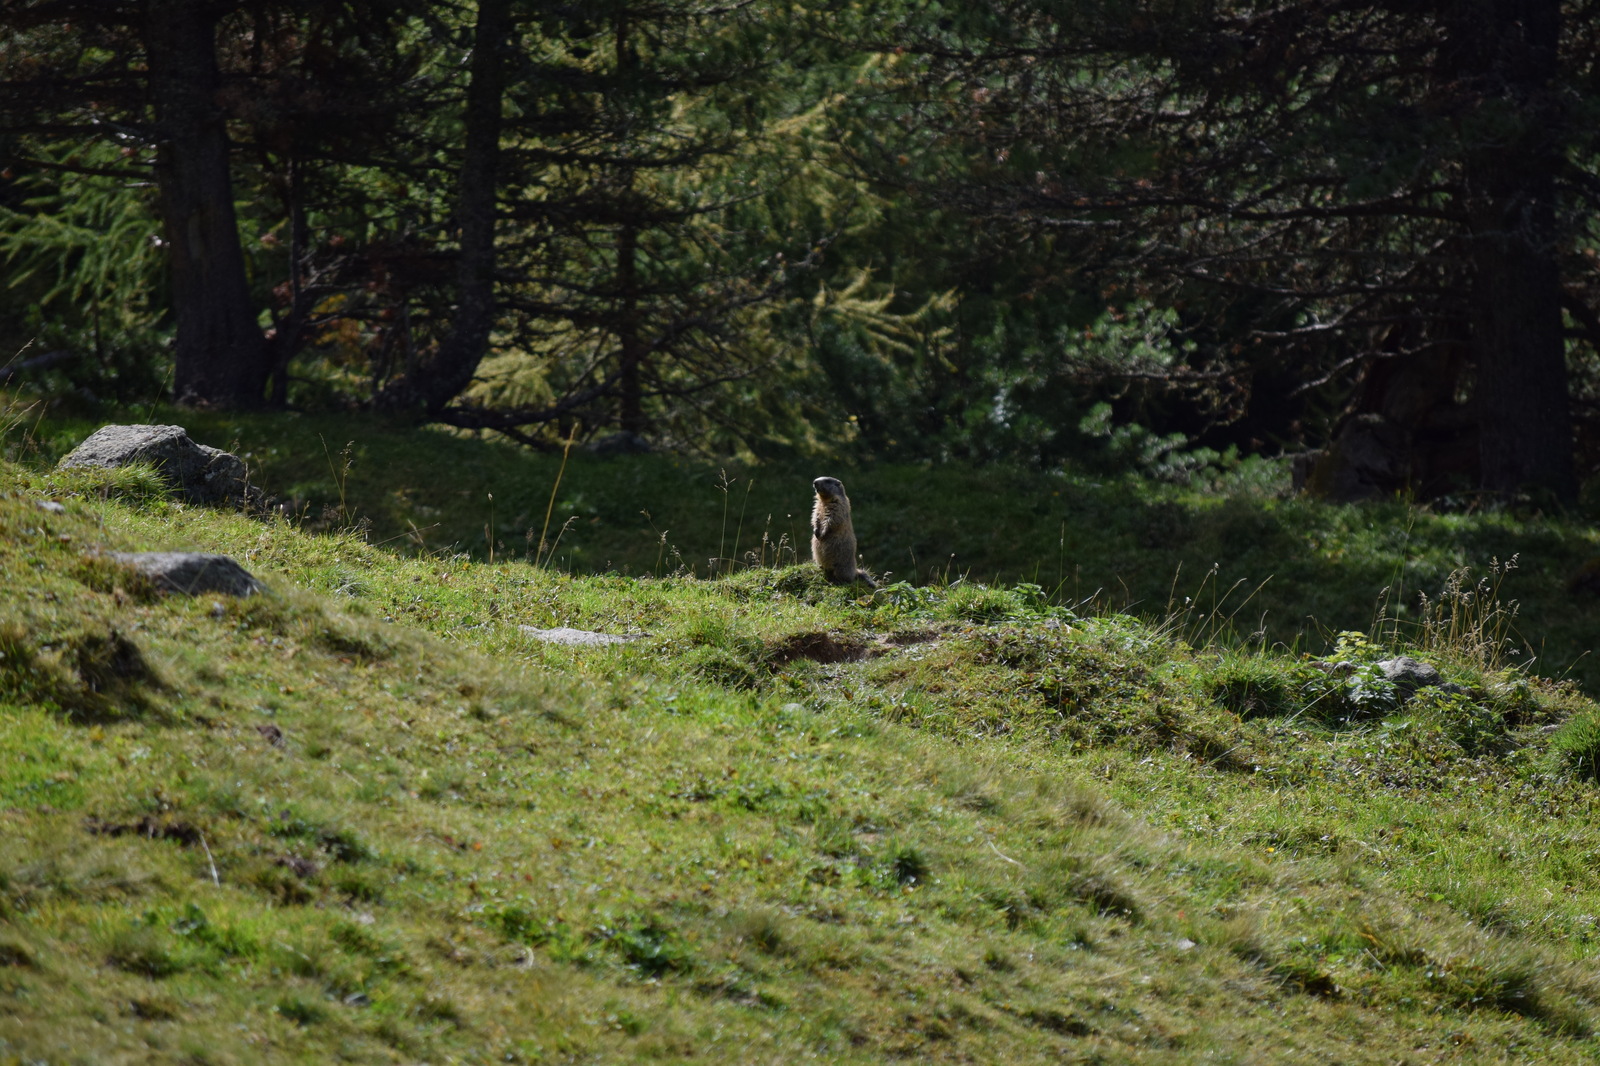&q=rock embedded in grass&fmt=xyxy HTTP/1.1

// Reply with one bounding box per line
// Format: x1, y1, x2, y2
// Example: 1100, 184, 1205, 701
519, 625, 643, 646
57, 424, 259, 507
104, 551, 264, 597
1376, 656, 1470, 701
1377, 656, 1439, 694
